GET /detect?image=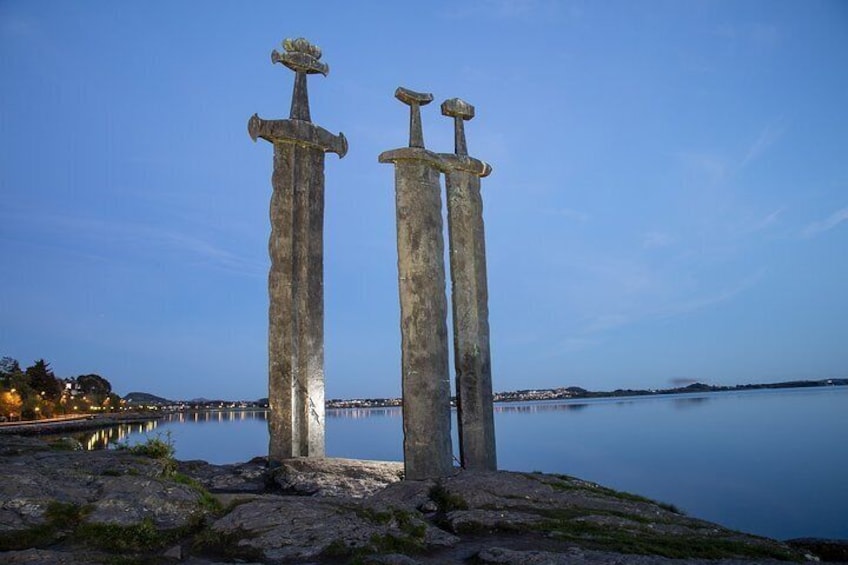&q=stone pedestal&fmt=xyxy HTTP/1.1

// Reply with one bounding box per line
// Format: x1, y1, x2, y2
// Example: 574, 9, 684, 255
248, 38, 346, 465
